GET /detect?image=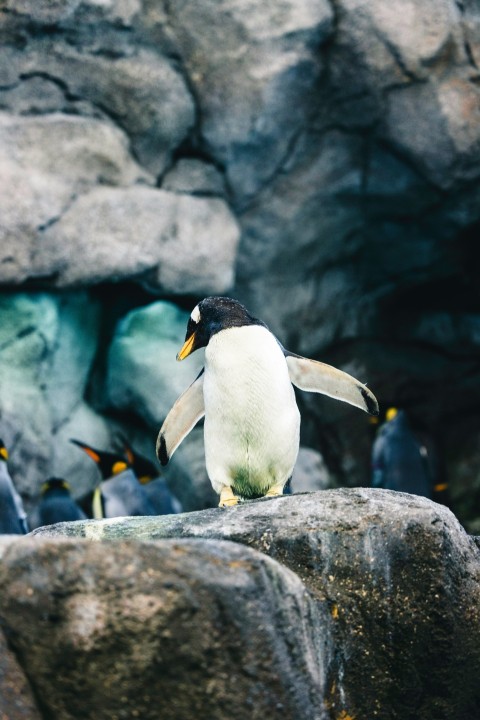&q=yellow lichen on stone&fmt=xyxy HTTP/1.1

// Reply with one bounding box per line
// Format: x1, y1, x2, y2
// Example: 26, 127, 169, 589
337, 712, 355, 720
